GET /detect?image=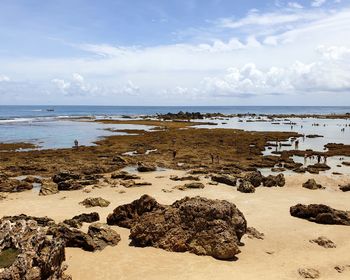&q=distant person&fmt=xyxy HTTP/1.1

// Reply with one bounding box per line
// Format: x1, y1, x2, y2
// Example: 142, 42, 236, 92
324, 155, 327, 164
317, 154, 321, 164
74, 139, 79, 149
210, 153, 214, 164
216, 155, 220, 164
295, 140, 299, 150
304, 154, 307, 165
172, 150, 177, 160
